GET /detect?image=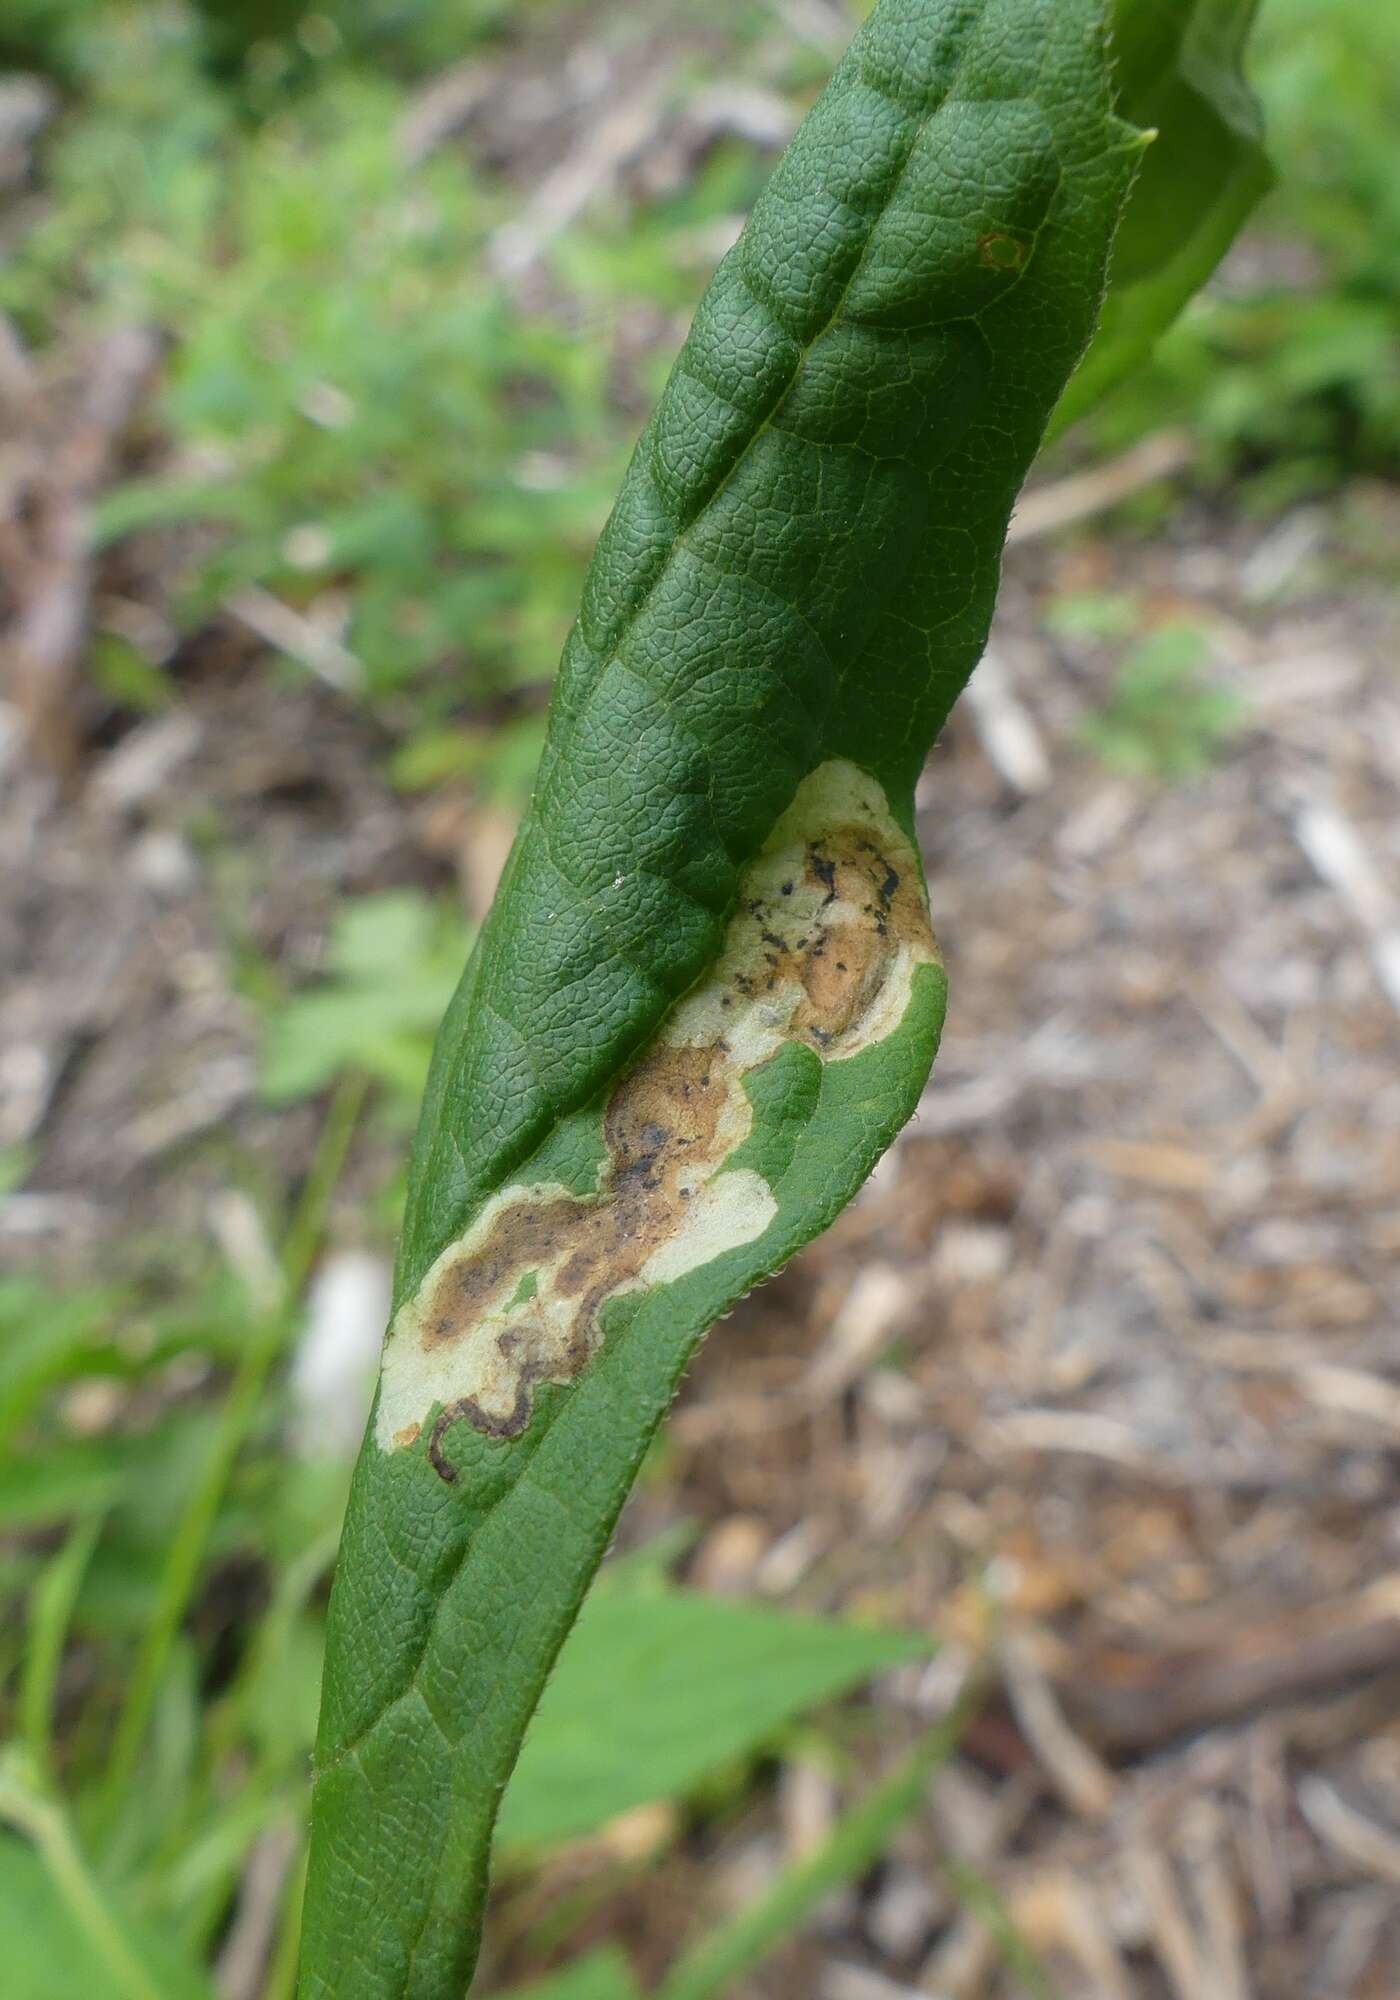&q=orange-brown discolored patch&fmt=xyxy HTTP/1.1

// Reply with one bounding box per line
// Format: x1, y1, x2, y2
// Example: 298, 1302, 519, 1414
412, 1038, 747, 1469
604, 1042, 734, 1180
422, 1198, 573, 1349
778, 828, 929, 1046
978, 231, 1027, 272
